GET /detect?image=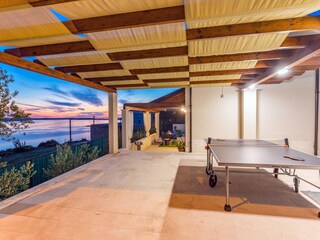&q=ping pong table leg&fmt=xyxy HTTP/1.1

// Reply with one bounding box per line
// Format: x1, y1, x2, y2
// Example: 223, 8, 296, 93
224, 166, 232, 212
206, 148, 211, 175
